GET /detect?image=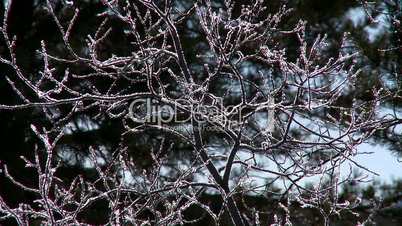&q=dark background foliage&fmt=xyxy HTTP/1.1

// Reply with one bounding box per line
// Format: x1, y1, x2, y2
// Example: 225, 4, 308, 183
0, 0, 401, 225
